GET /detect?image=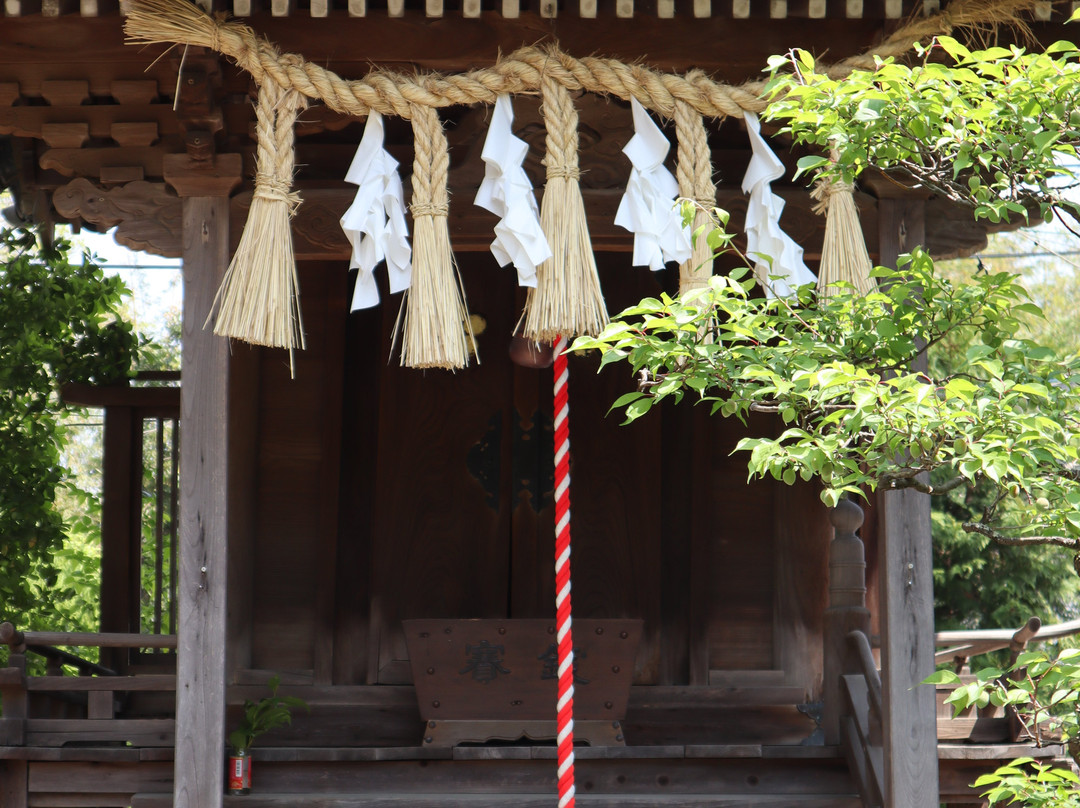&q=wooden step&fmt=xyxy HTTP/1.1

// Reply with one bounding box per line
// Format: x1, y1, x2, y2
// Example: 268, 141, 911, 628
133, 794, 863, 808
